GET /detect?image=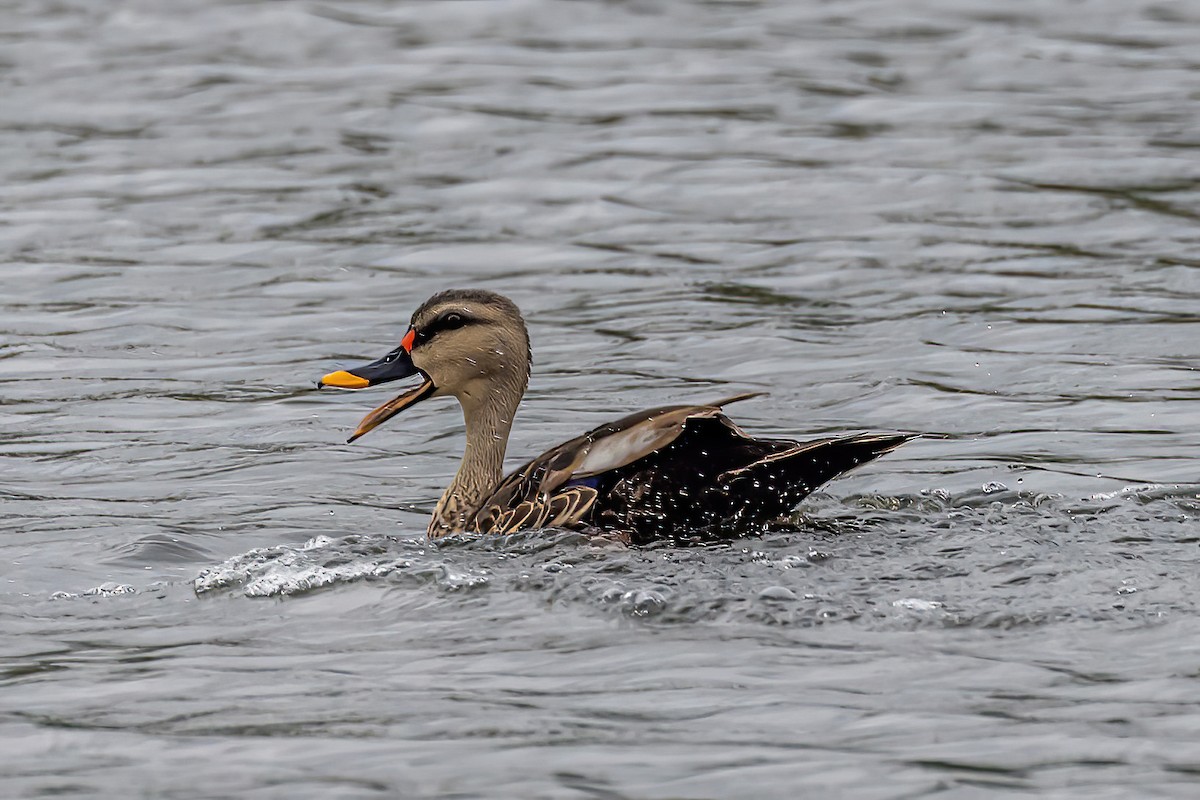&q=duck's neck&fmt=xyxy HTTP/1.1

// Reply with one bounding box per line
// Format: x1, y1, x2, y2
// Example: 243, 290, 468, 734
429, 388, 521, 536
